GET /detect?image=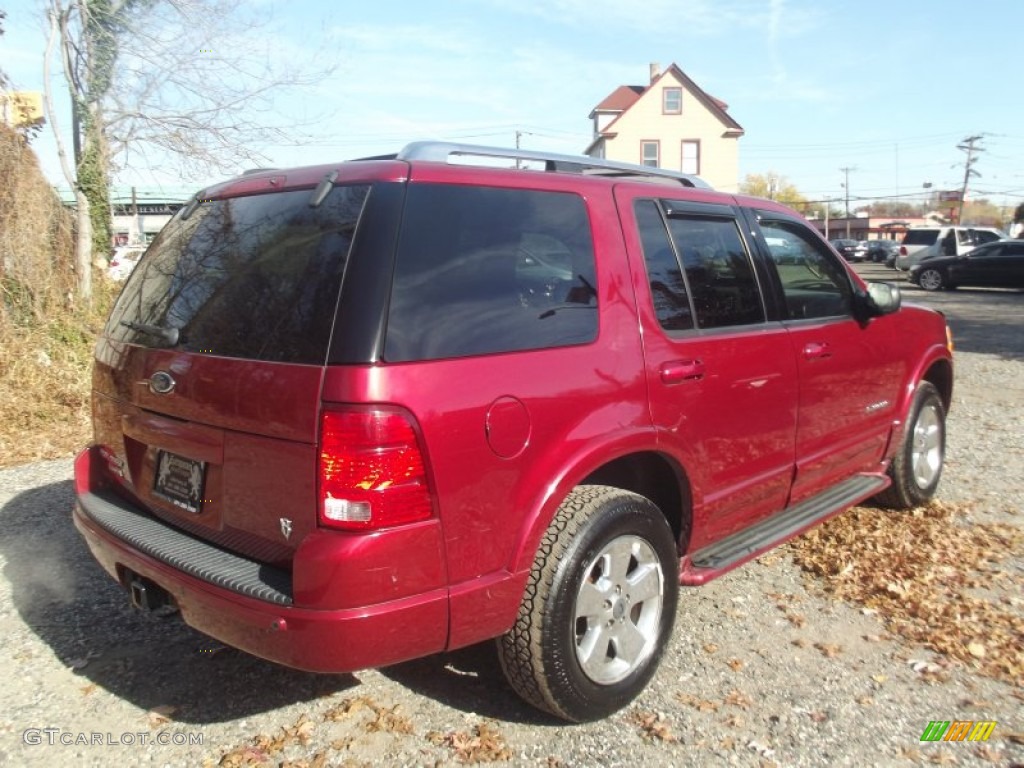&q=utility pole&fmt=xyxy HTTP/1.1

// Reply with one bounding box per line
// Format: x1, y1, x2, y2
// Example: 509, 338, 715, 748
956, 135, 983, 223
839, 166, 856, 238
